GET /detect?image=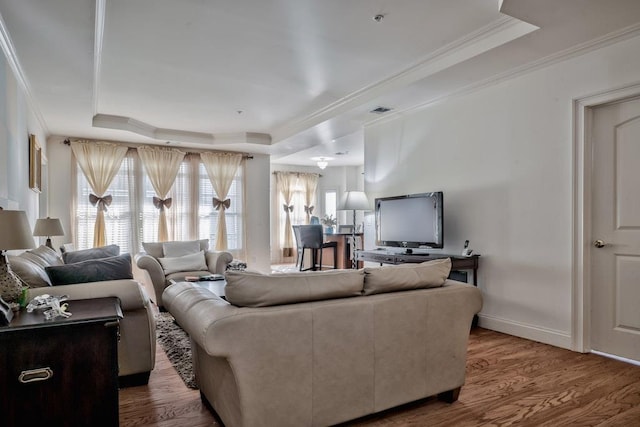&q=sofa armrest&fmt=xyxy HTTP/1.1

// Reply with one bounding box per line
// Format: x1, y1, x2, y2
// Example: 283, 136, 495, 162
205, 250, 233, 274
135, 252, 165, 284
28, 279, 151, 312
163, 281, 240, 354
